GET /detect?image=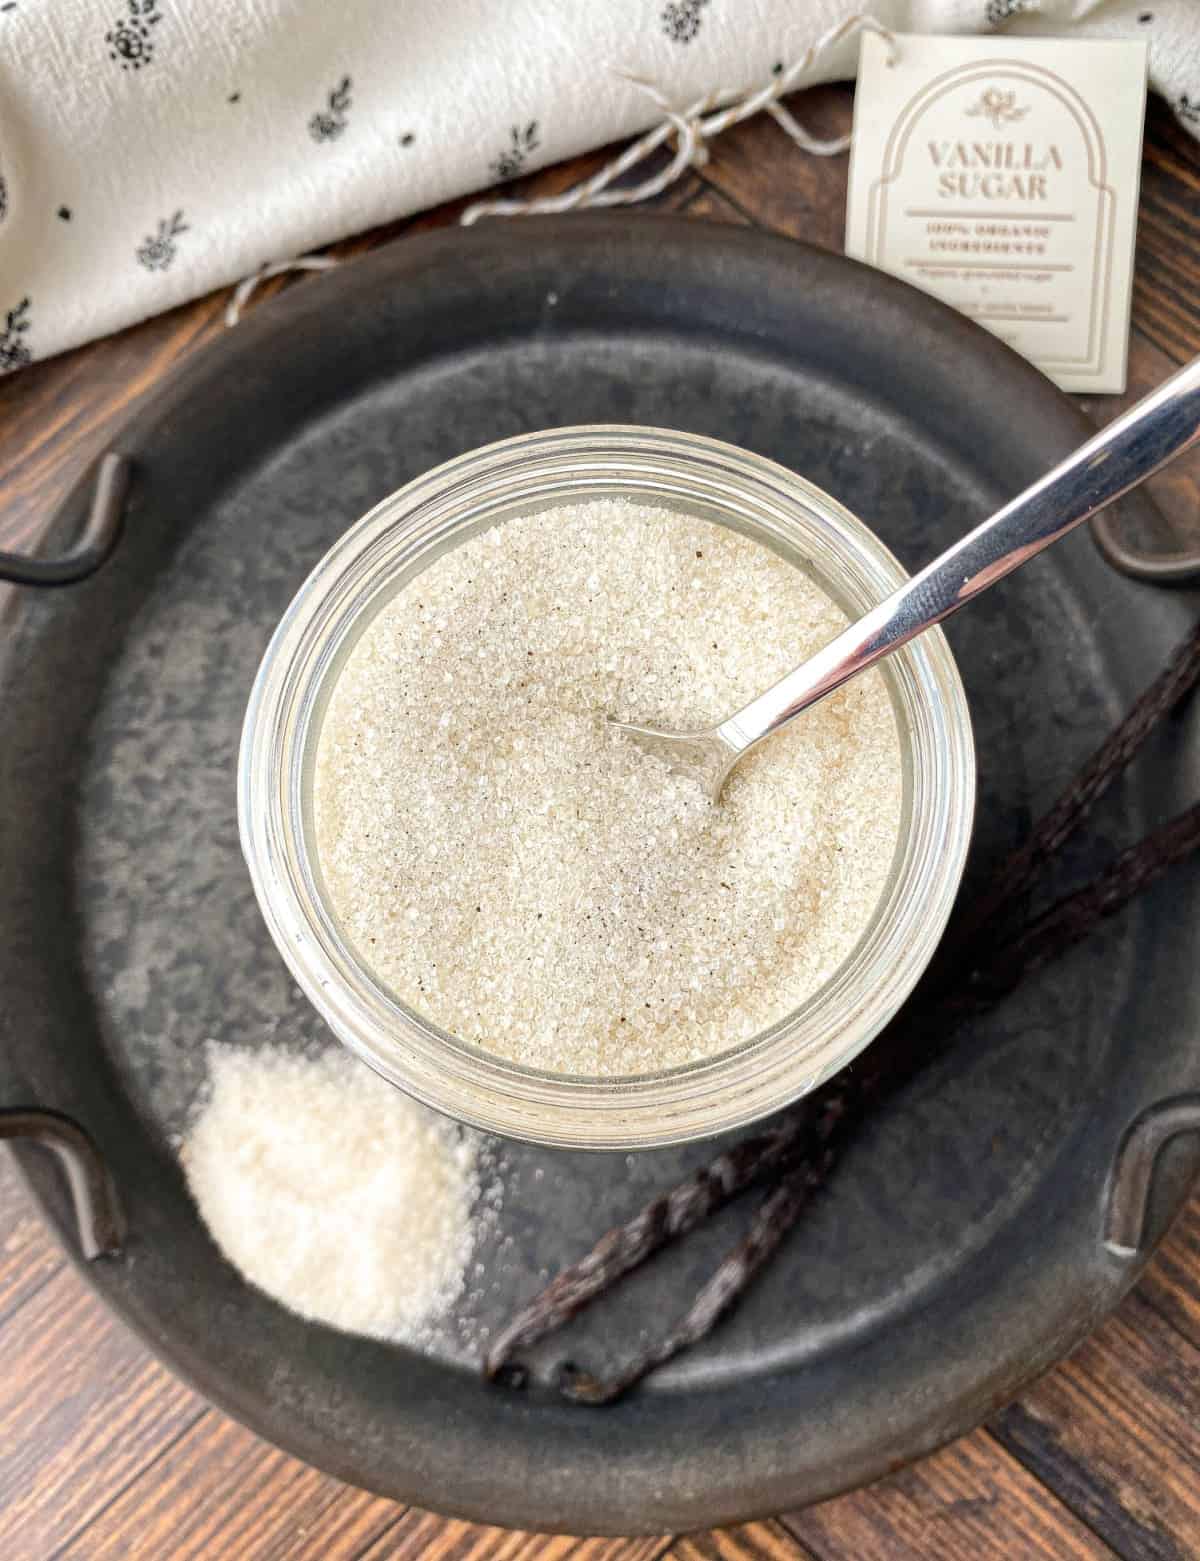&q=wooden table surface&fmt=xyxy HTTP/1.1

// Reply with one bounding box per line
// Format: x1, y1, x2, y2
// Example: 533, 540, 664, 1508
3, 83, 1200, 1561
